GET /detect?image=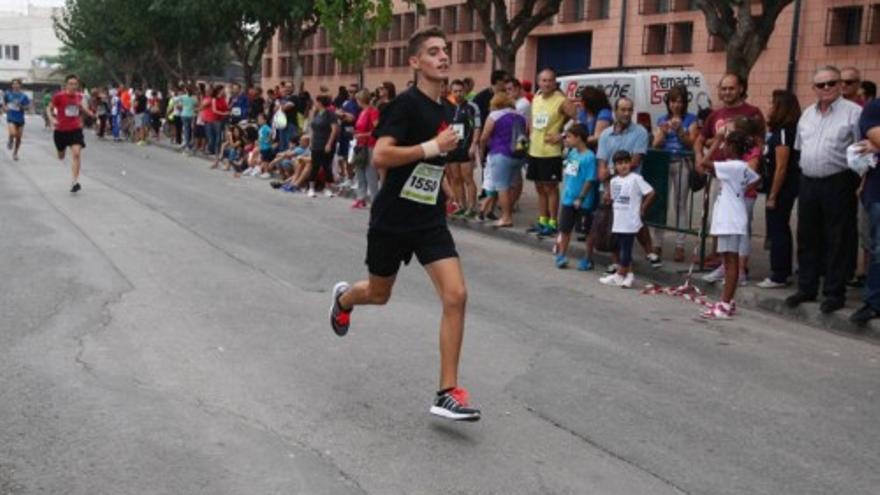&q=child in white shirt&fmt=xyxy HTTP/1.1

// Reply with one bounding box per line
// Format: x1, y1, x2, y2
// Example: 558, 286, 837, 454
600, 150, 655, 288
699, 130, 761, 319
